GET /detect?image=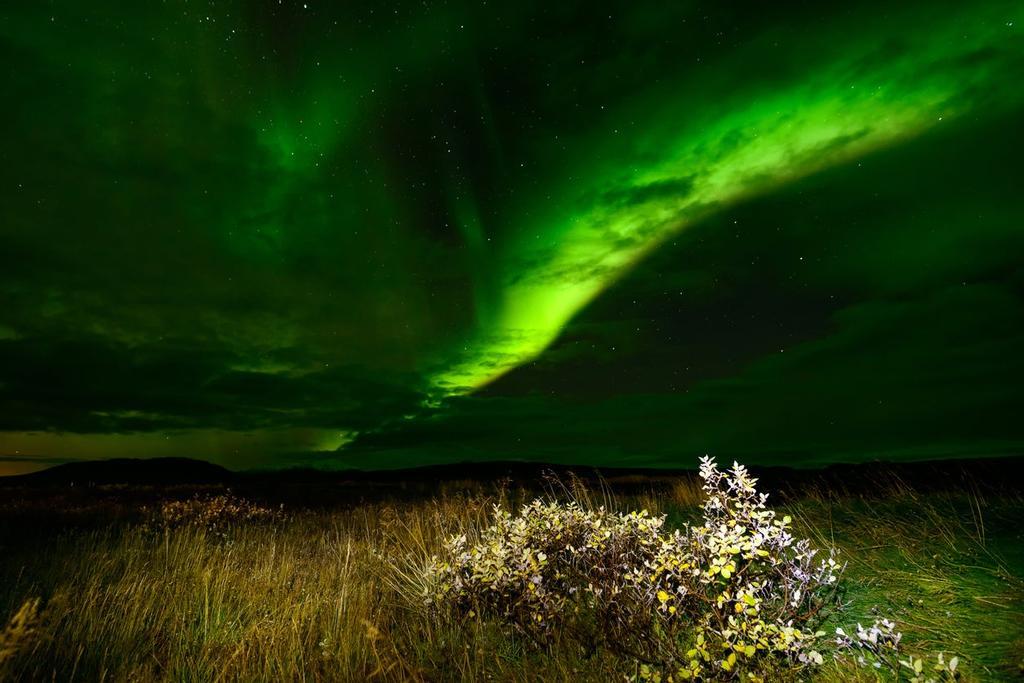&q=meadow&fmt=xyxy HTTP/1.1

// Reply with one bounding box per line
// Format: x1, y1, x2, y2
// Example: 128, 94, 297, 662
0, 460, 1021, 682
